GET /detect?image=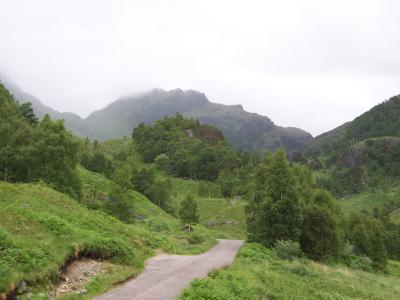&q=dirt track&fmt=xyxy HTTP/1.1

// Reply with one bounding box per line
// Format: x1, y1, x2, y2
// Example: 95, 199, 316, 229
94, 239, 244, 300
